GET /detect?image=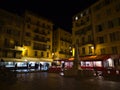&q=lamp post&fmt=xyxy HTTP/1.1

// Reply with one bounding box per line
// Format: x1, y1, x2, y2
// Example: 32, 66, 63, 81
73, 44, 82, 70
52, 53, 55, 60
64, 44, 82, 77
